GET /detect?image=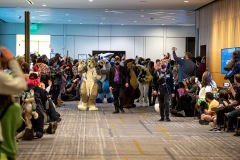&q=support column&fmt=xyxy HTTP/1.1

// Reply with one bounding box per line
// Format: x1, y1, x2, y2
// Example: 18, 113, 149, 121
25, 11, 30, 63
